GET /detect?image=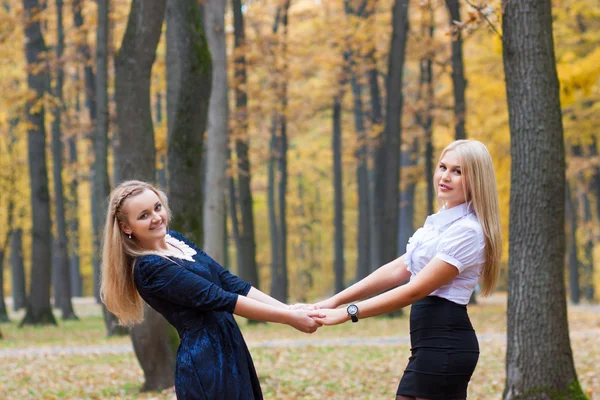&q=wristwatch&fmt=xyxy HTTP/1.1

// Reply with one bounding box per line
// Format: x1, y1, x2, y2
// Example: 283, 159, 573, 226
347, 304, 359, 323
